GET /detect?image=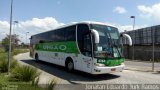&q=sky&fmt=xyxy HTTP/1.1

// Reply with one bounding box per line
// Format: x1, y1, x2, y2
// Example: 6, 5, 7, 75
0, 0, 160, 43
